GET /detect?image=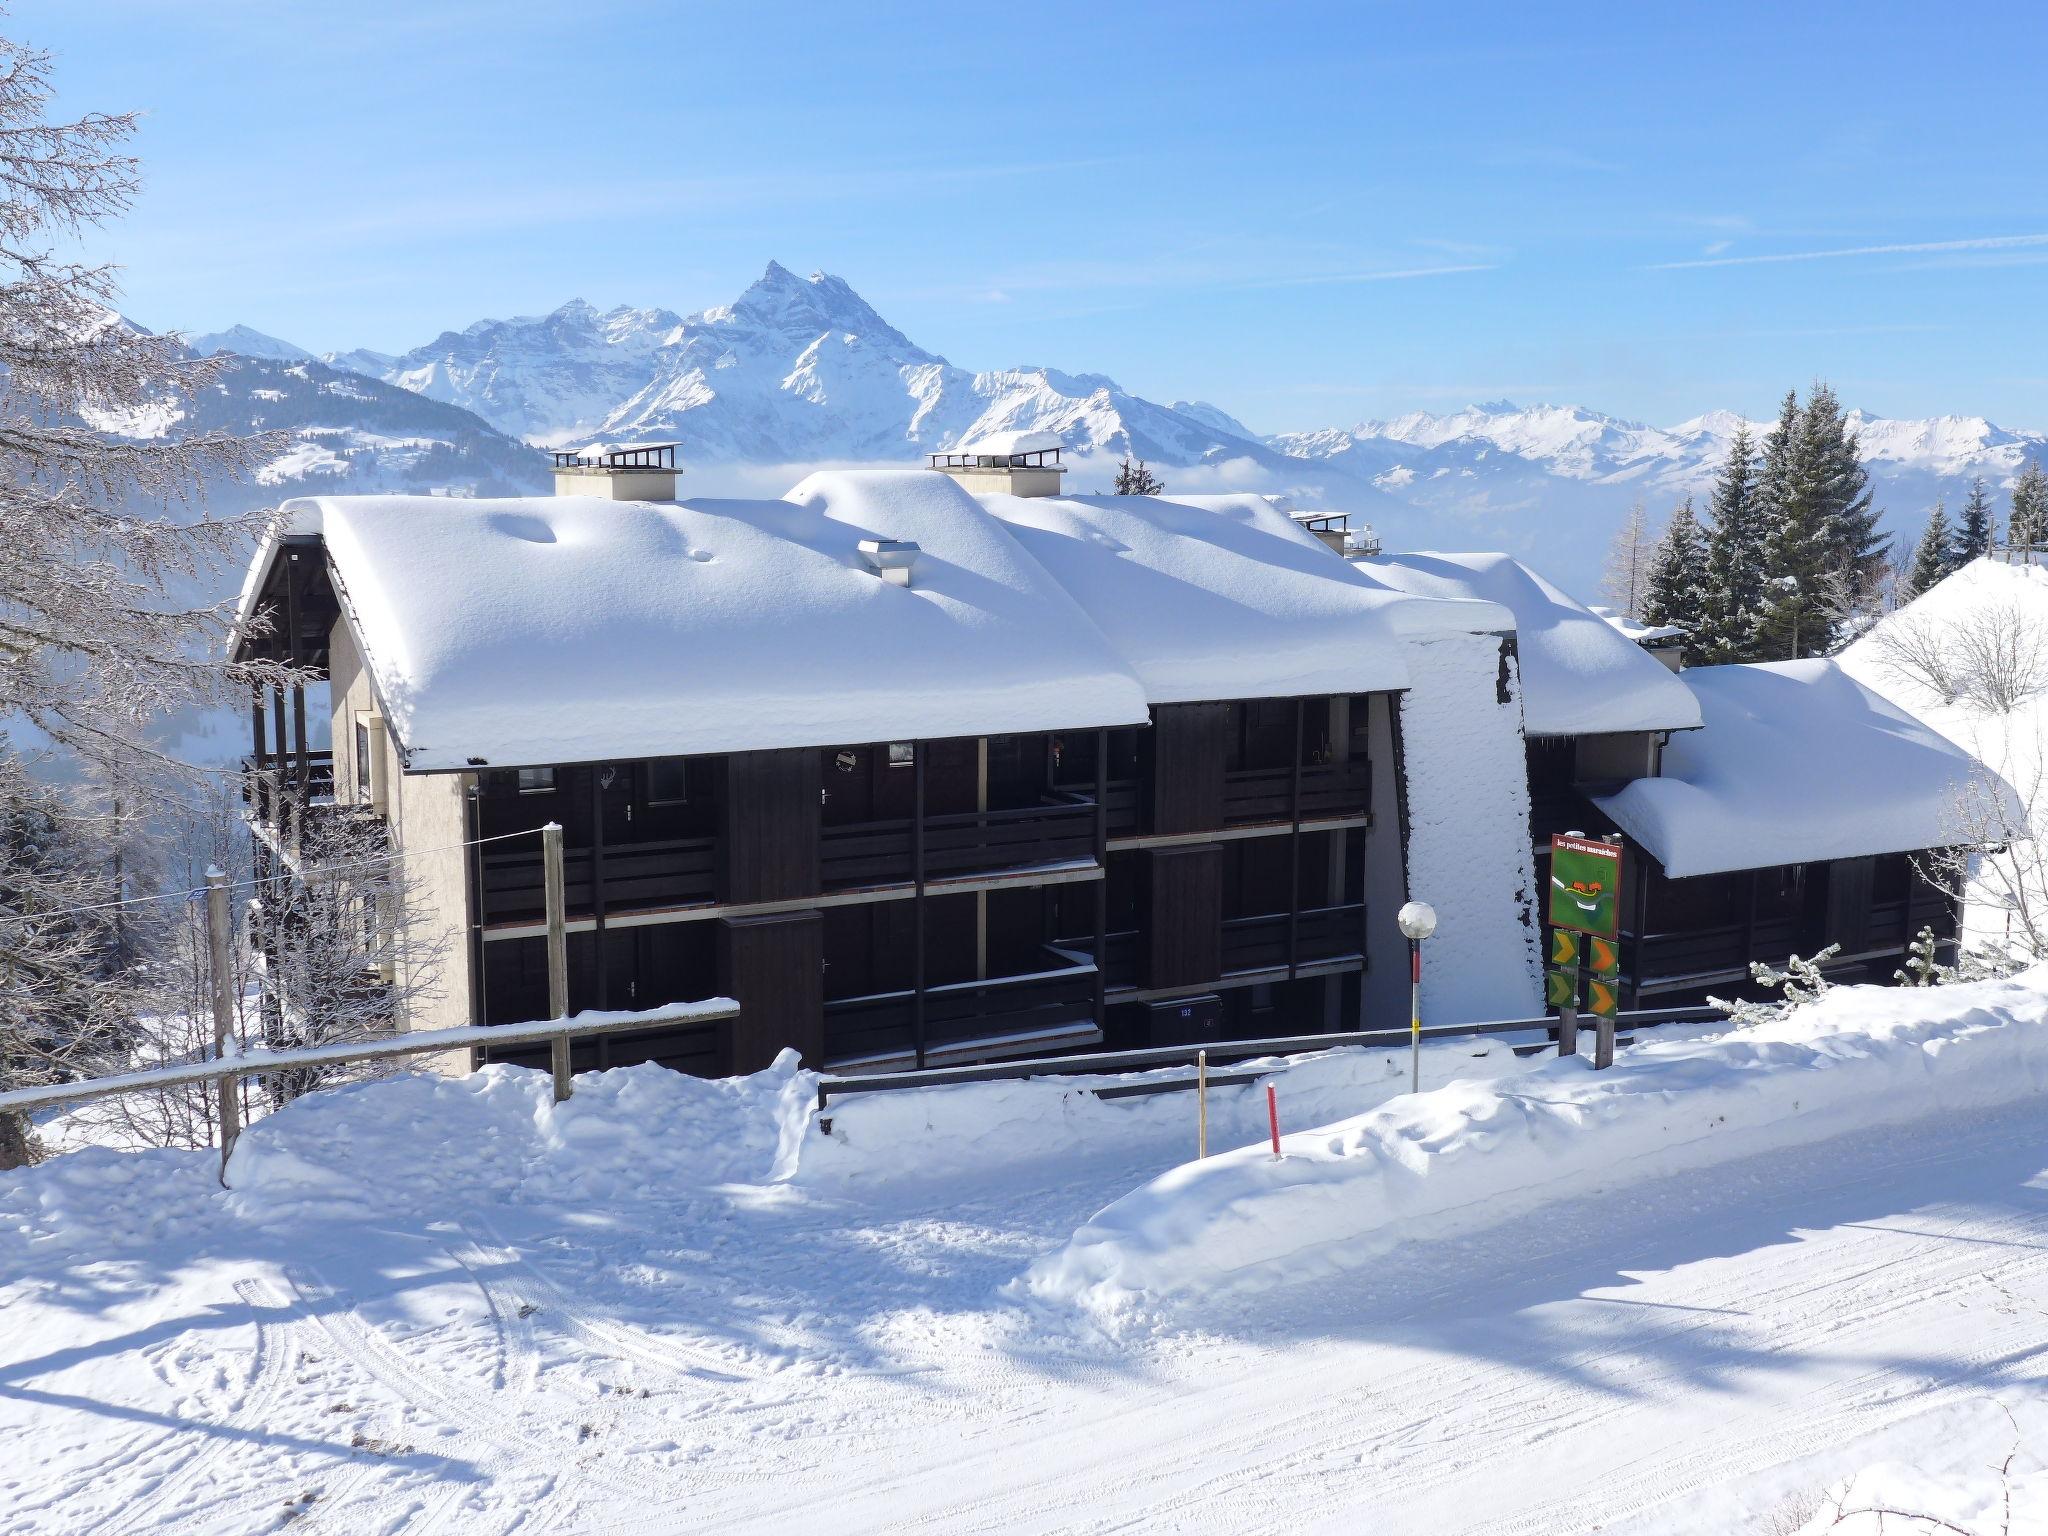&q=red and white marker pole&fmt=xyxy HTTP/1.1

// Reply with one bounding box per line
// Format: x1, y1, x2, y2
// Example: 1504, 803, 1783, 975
1266, 1082, 1281, 1158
